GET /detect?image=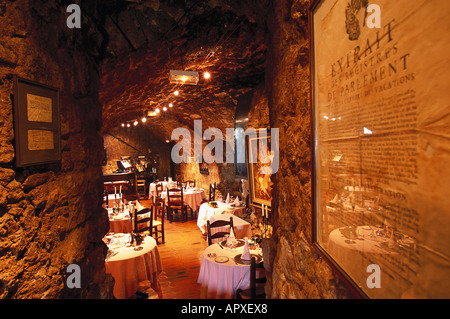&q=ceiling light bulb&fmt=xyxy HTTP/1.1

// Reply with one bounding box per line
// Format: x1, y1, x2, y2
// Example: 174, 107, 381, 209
127, 123, 131, 127
174, 90, 179, 96
204, 72, 211, 79
155, 108, 160, 113
169, 103, 173, 108
121, 123, 125, 127
142, 117, 147, 123
133, 120, 138, 126
163, 106, 167, 111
